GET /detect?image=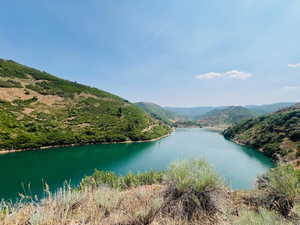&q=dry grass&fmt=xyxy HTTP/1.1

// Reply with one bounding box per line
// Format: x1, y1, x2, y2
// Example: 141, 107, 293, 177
0, 187, 298, 225
0, 184, 167, 225
231, 207, 294, 225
